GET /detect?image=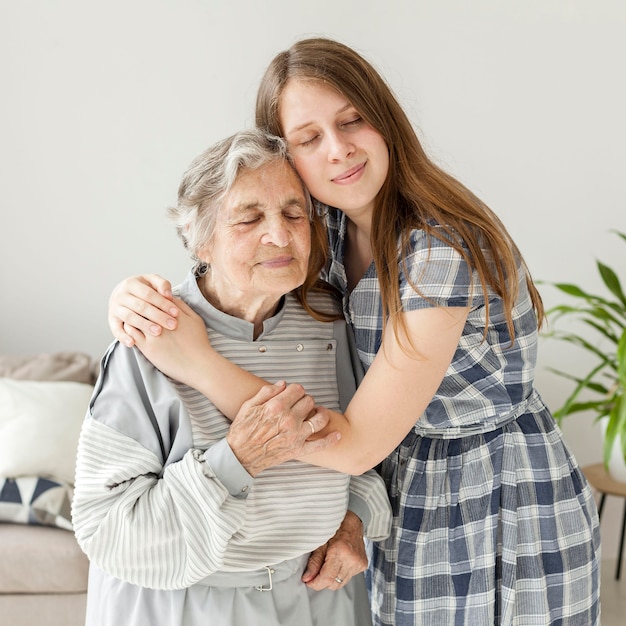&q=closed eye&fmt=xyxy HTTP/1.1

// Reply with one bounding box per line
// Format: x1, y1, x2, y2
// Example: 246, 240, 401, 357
341, 117, 362, 129
237, 216, 261, 225
300, 134, 320, 147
